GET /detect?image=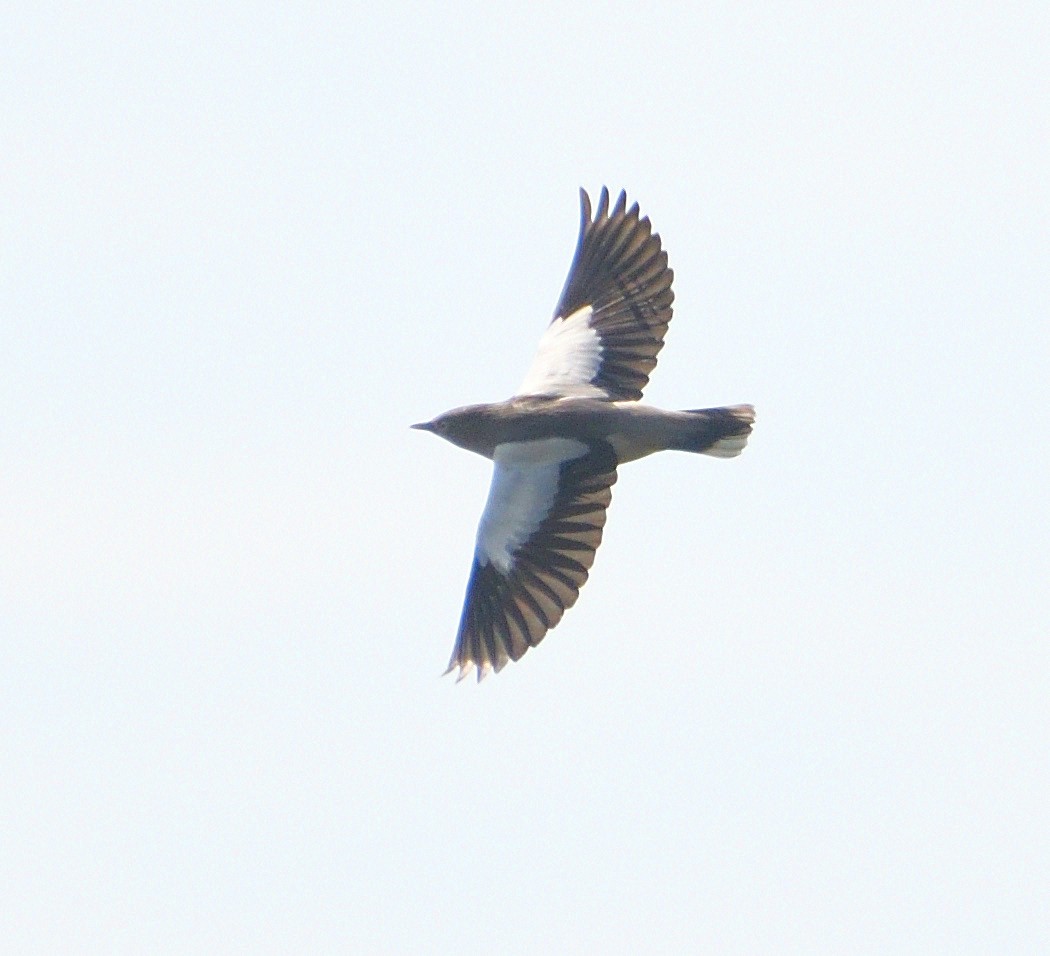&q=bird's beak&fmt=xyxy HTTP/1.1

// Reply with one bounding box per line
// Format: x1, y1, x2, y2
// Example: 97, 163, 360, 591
411, 421, 434, 431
